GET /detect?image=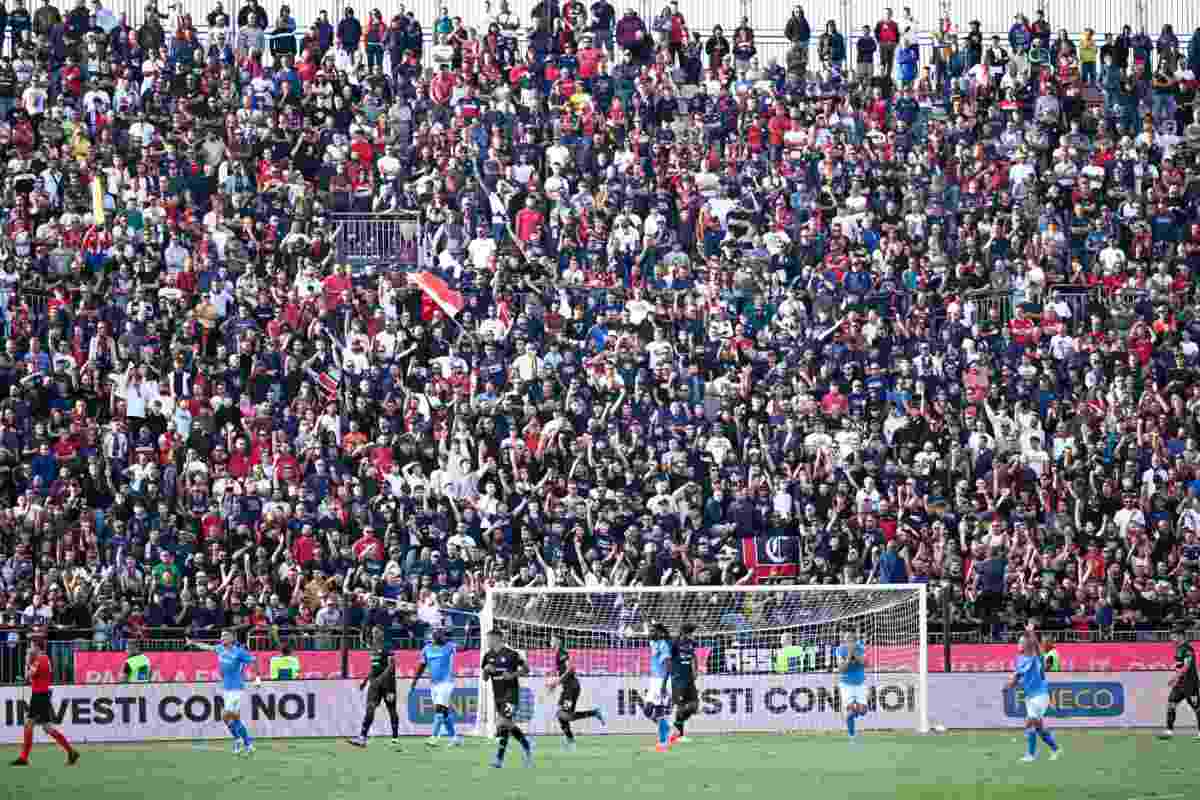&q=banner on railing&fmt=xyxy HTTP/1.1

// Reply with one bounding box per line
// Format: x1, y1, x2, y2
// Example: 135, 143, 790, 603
0, 672, 1190, 743
72, 640, 1200, 683
73, 647, 711, 684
